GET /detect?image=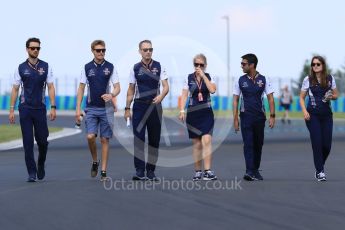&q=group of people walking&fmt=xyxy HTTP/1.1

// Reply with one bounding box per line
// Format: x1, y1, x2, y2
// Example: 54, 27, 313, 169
8, 37, 338, 183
